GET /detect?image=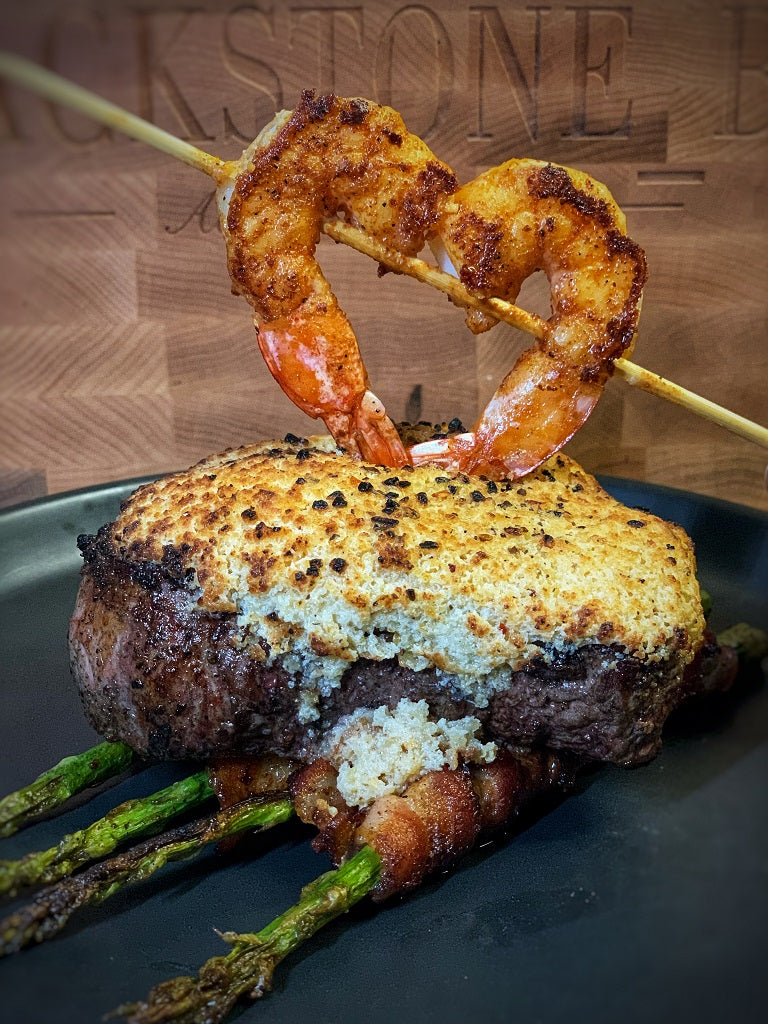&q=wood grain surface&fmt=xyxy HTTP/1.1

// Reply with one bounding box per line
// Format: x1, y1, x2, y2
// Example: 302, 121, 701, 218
0, 0, 766, 511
